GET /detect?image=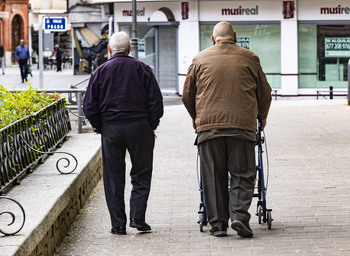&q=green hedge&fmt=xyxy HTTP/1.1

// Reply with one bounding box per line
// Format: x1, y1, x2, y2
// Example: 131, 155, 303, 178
0, 85, 60, 129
